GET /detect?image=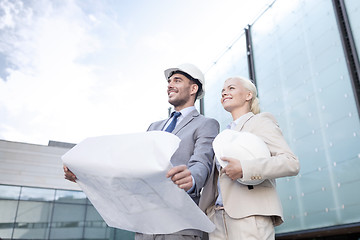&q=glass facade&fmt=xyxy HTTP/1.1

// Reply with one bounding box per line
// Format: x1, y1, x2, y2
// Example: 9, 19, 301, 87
0, 184, 134, 240
204, 0, 360, 235
204, 33, 249, 128
252, 0, 360, 233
